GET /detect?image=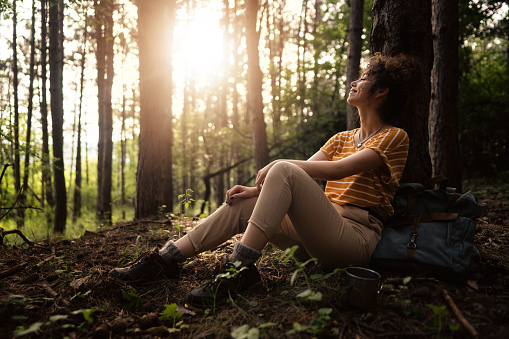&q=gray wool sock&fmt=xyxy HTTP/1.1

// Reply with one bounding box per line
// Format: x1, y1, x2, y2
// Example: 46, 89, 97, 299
229, 242, 262, 267
159, 240, 187, 263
